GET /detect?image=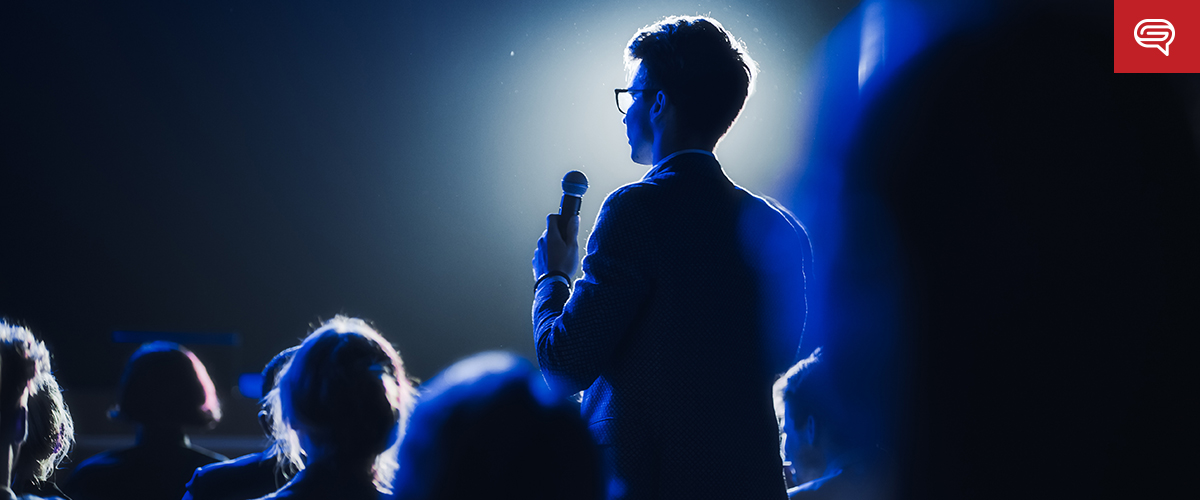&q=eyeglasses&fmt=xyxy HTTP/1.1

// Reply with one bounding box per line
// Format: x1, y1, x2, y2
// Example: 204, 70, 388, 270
614, 88, 660, 115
